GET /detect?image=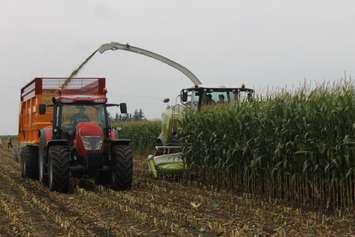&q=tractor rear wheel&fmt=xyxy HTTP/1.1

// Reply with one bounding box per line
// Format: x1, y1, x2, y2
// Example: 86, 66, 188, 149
38, 133, 48, 186
111, 145, 133, 190
48, 145, 70, 193
20, 146, 39, 180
